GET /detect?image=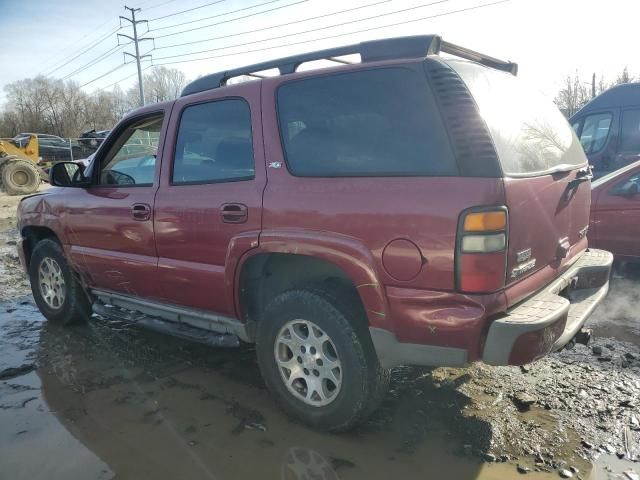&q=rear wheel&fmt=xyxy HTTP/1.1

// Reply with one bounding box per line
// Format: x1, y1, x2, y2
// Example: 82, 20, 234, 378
256, 285, 389, 431
29, 239, 91, 325
1, 158, 40, 195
